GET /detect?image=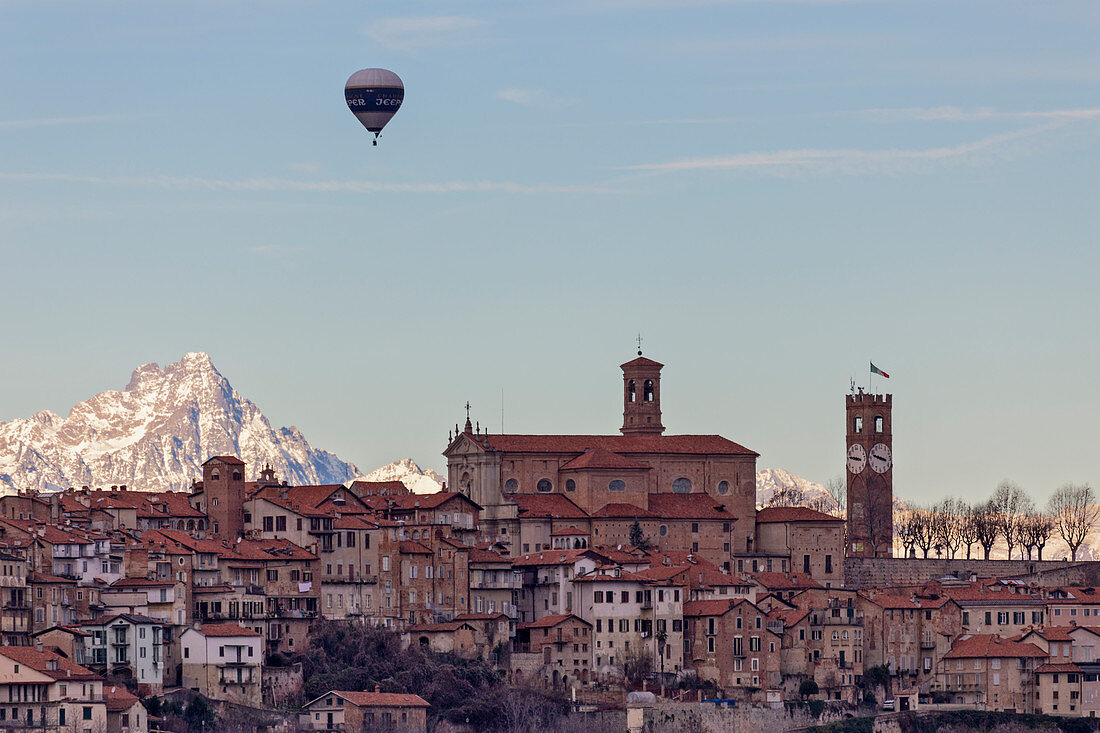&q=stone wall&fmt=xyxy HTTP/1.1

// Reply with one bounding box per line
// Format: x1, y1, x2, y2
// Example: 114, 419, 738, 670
844, 557, 1098, 590
262, 662, 303, 708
